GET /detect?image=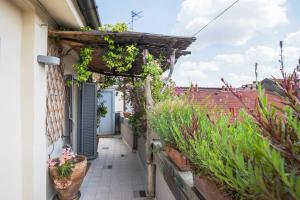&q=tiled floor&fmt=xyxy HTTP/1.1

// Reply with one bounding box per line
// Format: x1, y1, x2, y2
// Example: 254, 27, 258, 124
80, 136, 147, 200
